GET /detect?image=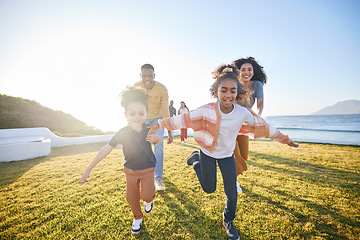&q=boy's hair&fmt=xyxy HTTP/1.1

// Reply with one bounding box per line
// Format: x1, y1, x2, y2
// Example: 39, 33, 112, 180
141, 64, 154, 71
210, 64, 248, 102
232, 56, 267, 84
120, 86, 149, 111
